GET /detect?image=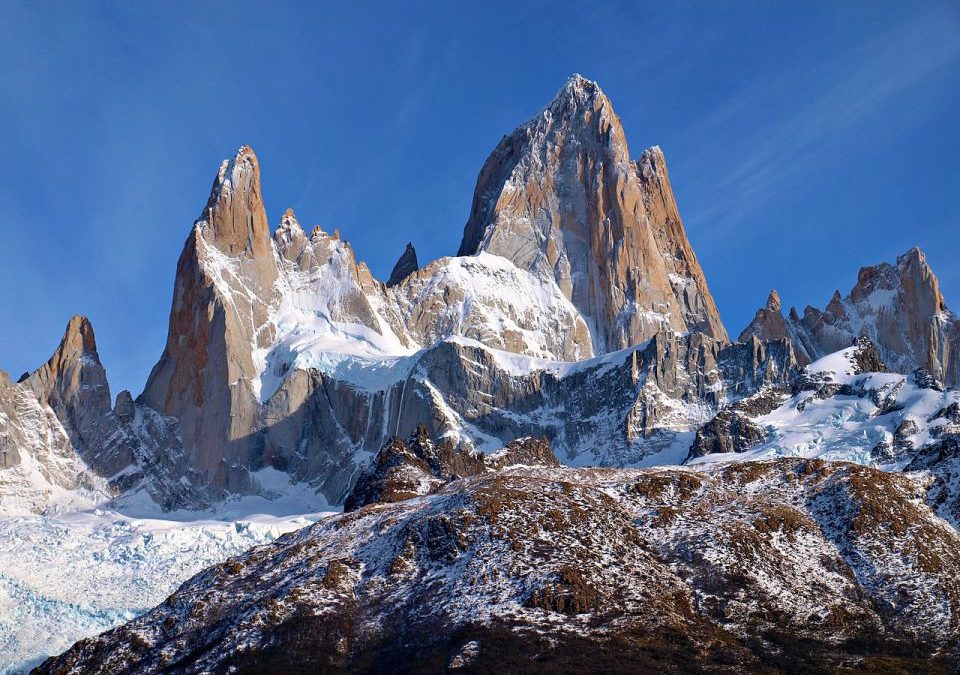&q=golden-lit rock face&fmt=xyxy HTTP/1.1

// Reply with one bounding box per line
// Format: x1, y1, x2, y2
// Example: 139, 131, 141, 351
458, 74, 728, 351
